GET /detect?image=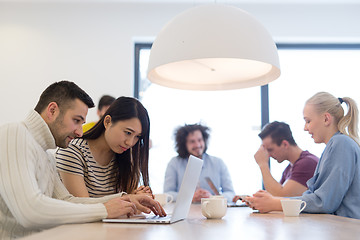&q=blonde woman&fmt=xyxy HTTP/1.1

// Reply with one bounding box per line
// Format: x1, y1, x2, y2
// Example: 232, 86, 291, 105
245, 92, 360, 219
